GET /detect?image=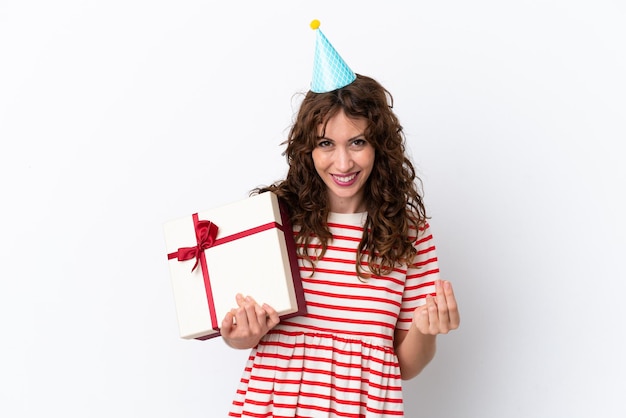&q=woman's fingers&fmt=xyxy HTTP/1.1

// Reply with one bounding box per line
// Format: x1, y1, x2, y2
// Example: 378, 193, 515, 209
415, 280, 461, 335
435, 280, 450, 331
426, 293, 440, 334
443, 280, 461, 329
237, 294, 279, 332
223, 294, 281, 338
221, 294, 280, 349
243, 296, 264, 334
263, 303, 280, 328
234, 304, 251, 331
221, 310, 235, 334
